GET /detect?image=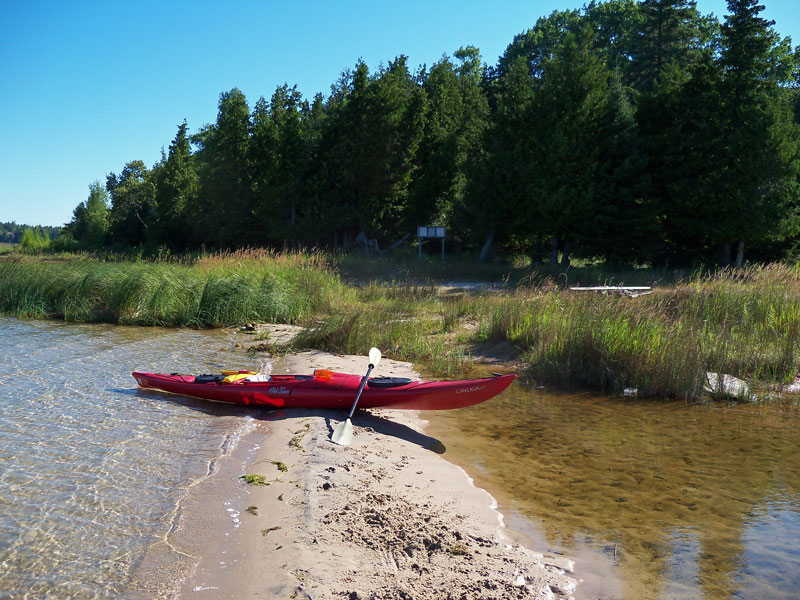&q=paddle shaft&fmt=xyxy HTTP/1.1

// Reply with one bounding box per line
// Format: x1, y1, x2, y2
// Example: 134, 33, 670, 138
346, 364, 374, 420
